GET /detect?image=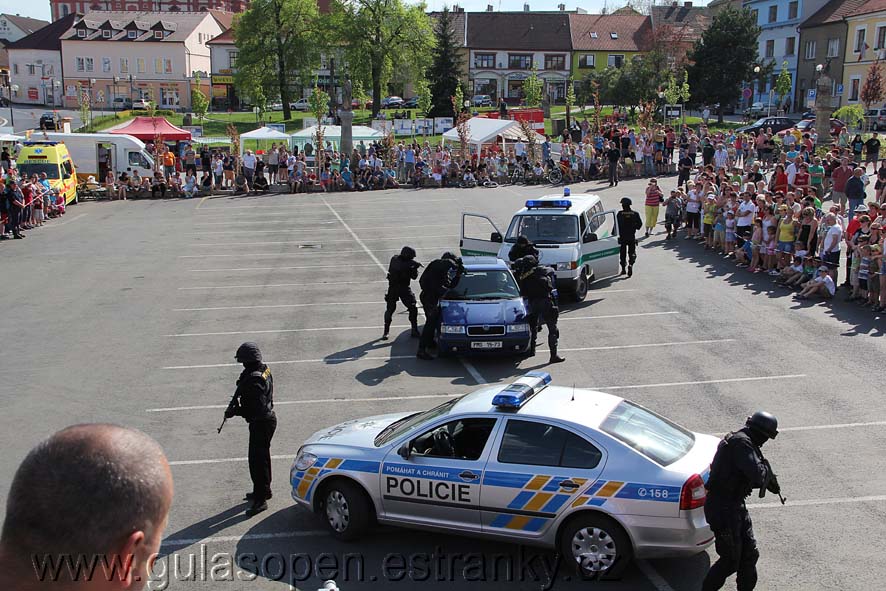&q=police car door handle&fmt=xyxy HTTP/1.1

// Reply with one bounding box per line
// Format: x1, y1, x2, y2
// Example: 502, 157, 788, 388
459, 470, 479, 481
558, 479, 579, 489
